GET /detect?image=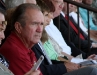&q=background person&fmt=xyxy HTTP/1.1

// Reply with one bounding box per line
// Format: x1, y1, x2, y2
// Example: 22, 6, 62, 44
79, 0, 97, 30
